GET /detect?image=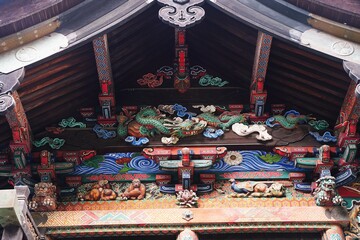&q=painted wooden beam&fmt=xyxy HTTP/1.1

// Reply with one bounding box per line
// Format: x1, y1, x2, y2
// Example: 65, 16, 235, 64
0, 68, 32, 154
35, 206, 348, 238
92, 34, 117, 126
335, 61, 360, 147
250, 32, 272, 115
6, 91, 32, 154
